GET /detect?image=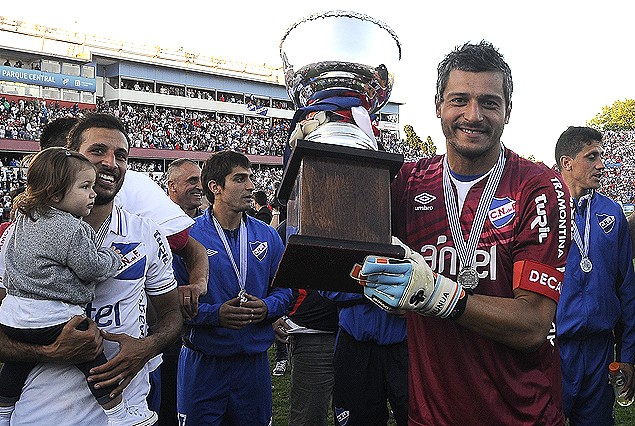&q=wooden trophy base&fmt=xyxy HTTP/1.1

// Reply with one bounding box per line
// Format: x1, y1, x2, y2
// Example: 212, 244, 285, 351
272, 139, 404, 293
274, 234, 405, 293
